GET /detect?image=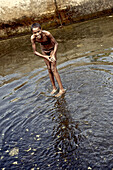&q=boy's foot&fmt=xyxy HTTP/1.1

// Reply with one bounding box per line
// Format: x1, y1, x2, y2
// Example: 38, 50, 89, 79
55, 89, 66, 97
50, 89, 57, 95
